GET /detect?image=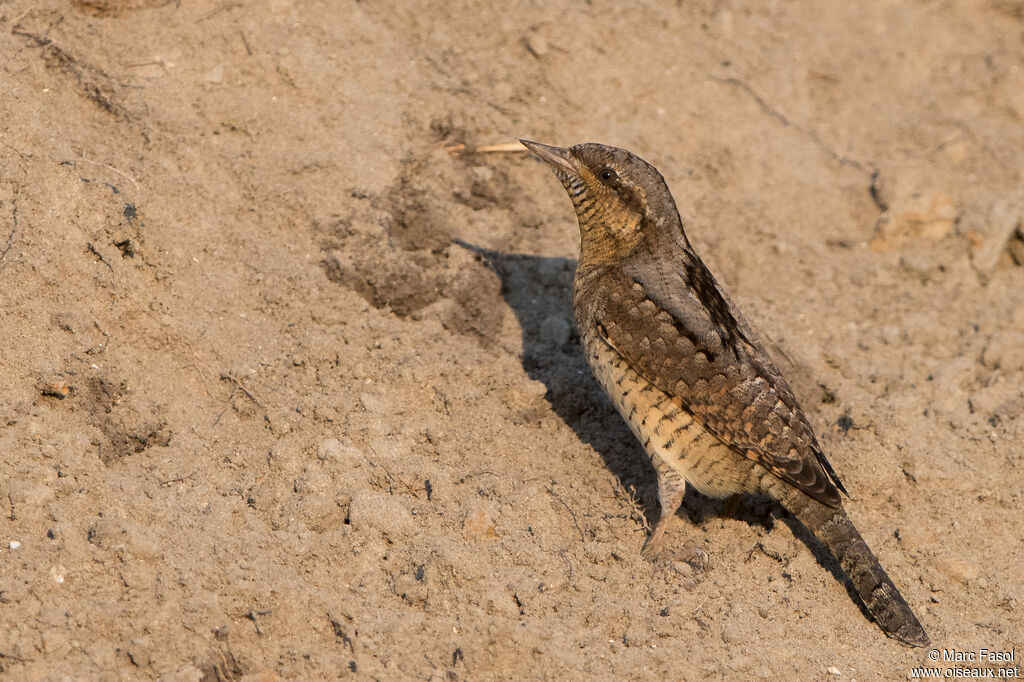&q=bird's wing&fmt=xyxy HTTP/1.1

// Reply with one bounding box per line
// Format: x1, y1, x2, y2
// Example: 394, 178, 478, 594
593, 258, 845, 507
